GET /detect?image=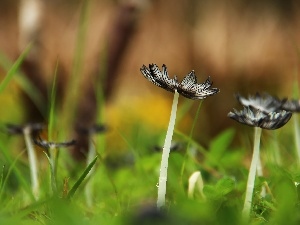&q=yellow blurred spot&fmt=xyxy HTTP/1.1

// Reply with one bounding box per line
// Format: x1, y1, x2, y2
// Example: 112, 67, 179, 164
104, 93, 192, 151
